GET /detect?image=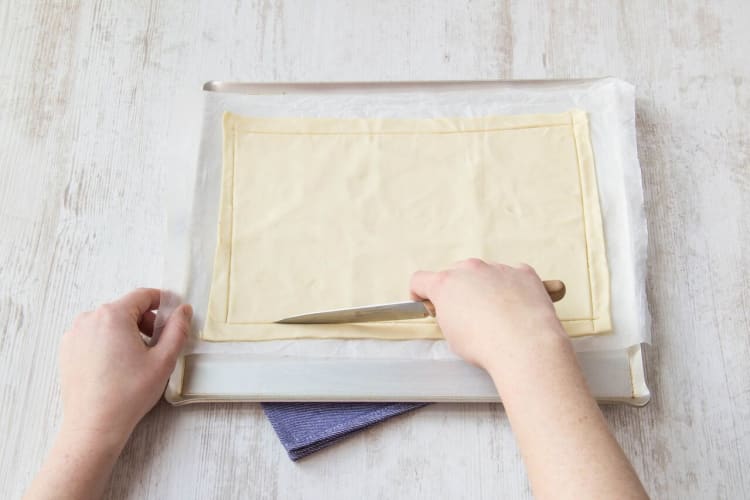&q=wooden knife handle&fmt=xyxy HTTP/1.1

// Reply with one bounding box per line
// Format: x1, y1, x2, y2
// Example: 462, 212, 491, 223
421, 279, 566, 317
543, 280, 566, 302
